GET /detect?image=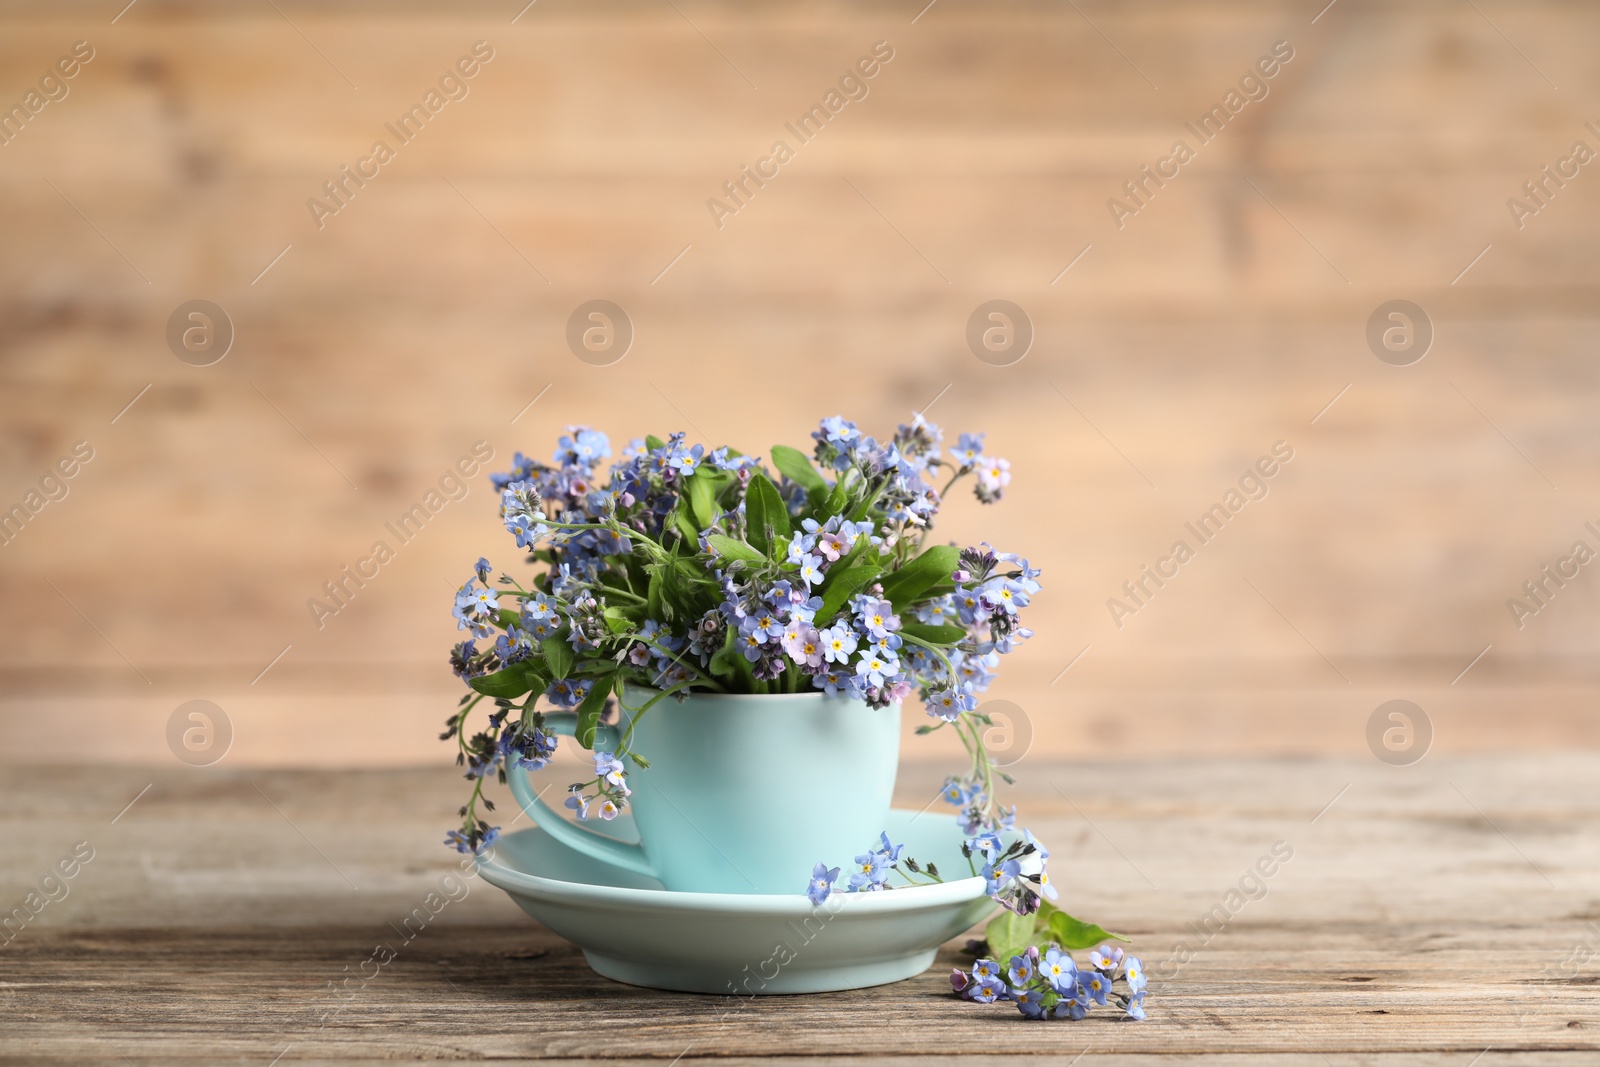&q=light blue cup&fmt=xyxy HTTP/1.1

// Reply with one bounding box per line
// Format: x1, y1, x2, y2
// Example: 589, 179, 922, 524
508, 688, 901, 895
